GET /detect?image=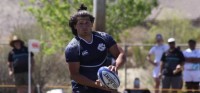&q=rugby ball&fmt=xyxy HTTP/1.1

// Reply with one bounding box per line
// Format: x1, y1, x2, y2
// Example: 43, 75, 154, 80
97, 66, 120, 89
